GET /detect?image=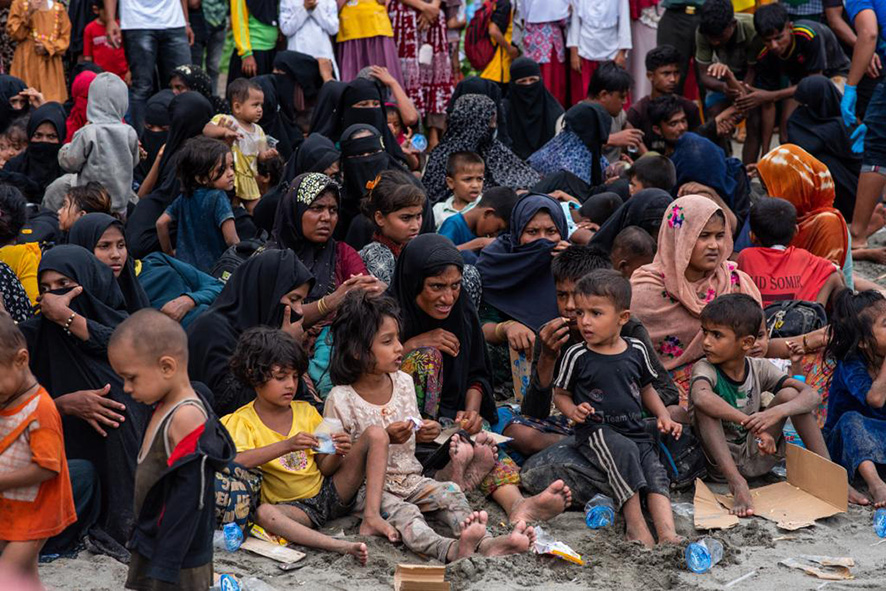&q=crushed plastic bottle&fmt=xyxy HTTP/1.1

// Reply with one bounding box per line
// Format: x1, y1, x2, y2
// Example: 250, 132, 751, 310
241, 577, 280, 591
212, 574, 240, 591
584, 494, 615, 529
213, 522, 244, 552
874, 508, 886, 538
685, 537, 724, 573
410, 133, 428, 152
